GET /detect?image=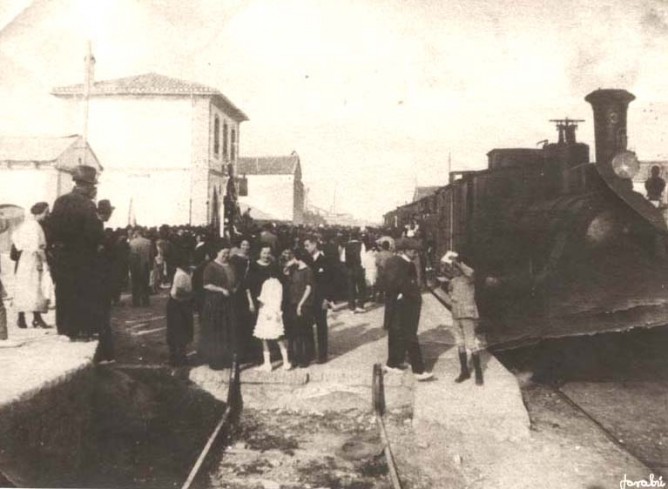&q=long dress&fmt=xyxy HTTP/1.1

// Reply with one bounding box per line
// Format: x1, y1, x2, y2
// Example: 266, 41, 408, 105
198, 261, 236, 369
12, 219, 52, 313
